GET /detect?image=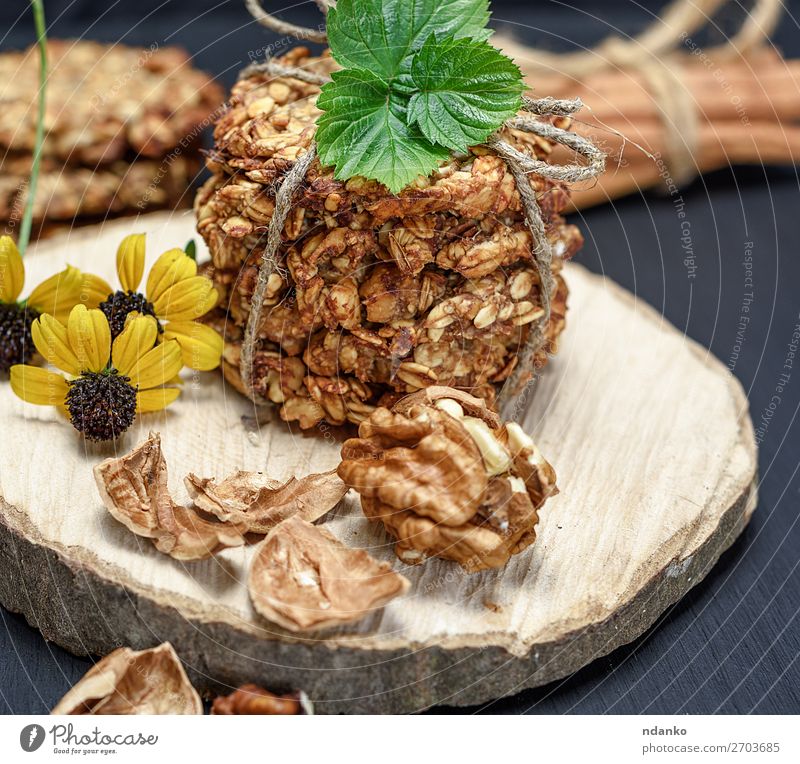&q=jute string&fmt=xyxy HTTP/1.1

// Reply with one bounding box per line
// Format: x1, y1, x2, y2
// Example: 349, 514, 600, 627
497, 0, 782, 189
239, 1, 607, 409
508, 0, 782, 77
239, 144, 318, 406
637, 56, 700, 185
